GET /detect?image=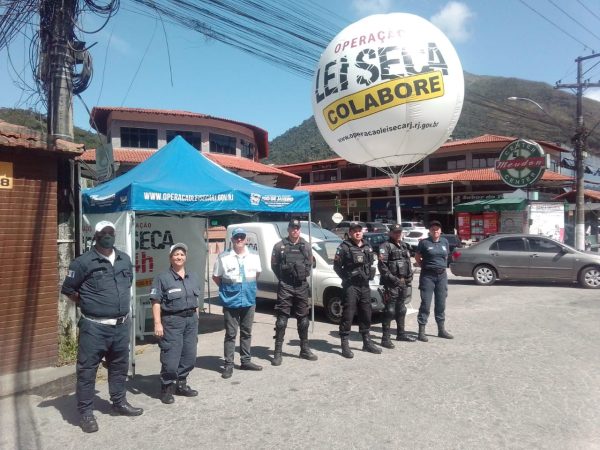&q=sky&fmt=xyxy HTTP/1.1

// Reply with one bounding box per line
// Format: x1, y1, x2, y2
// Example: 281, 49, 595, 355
2, 0, 600, 140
